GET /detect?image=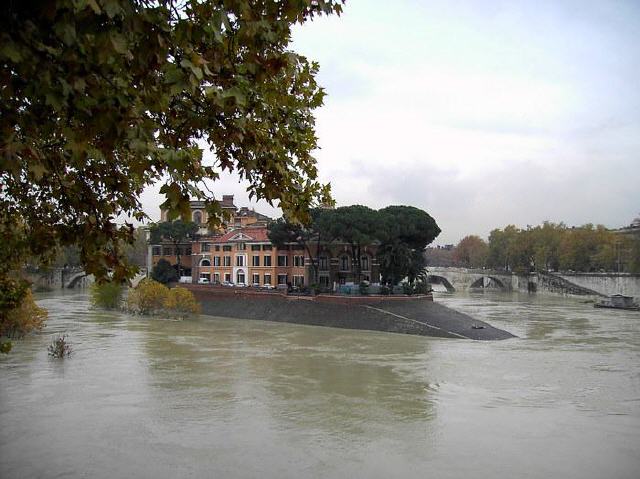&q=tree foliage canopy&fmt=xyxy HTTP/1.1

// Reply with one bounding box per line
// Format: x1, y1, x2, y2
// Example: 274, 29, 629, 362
0, 0, 342, 328
151, 258, 179, 284
268, 205, 441, 285
149, 220, 198, 246
453, 235, 488, 268
484, 222, 639, 274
